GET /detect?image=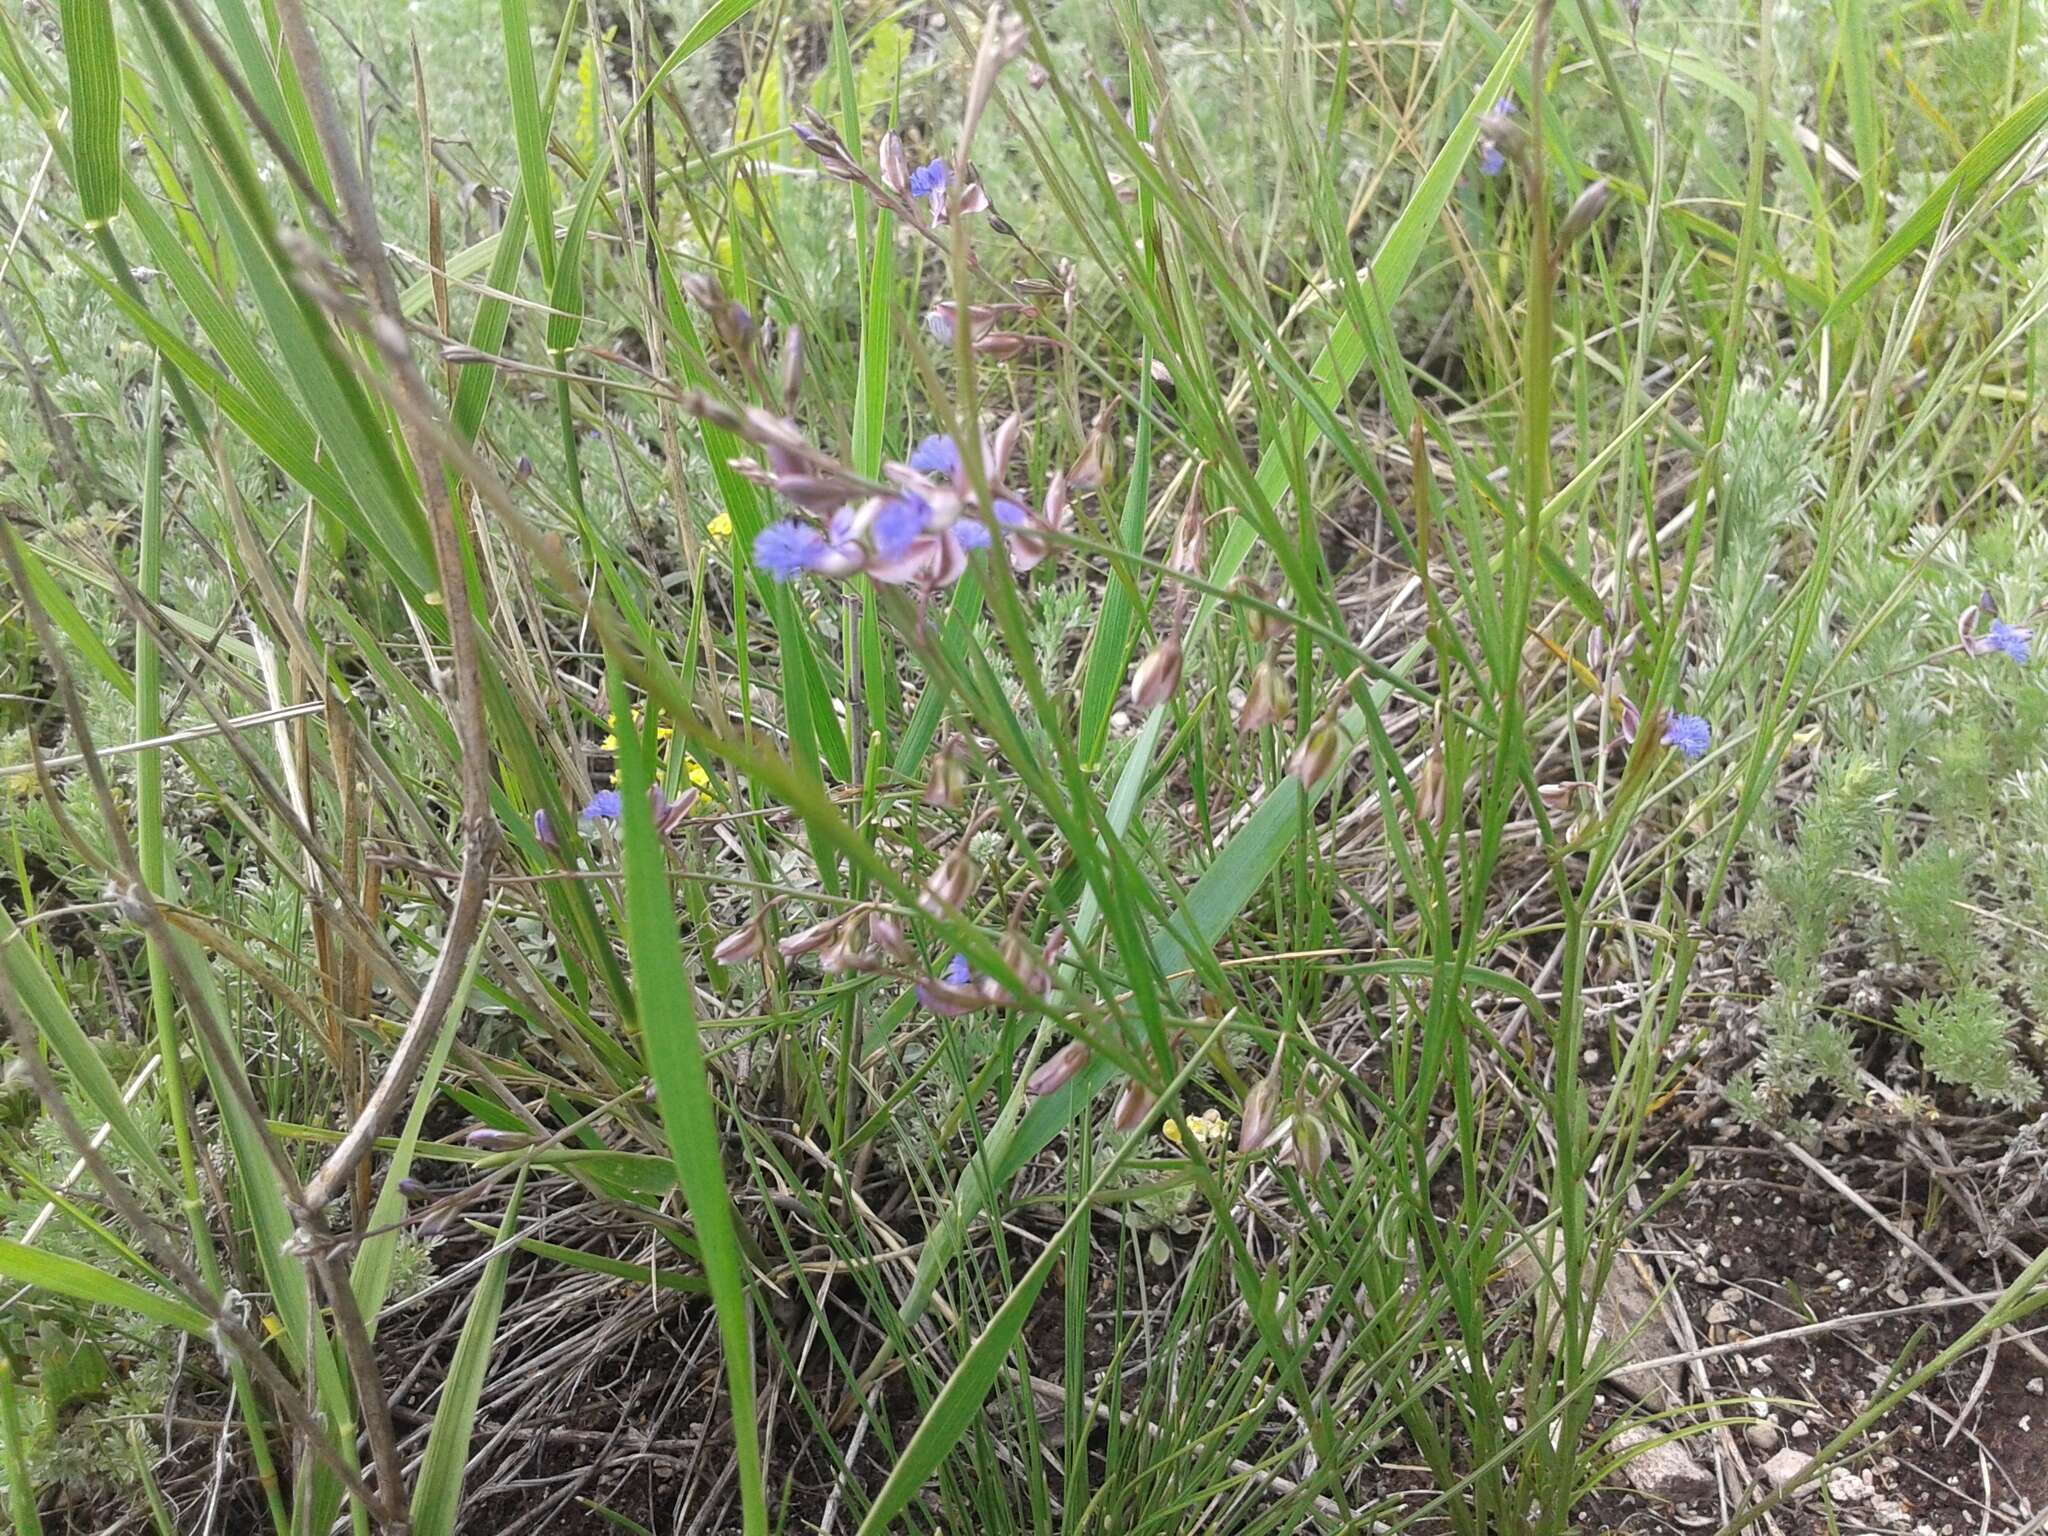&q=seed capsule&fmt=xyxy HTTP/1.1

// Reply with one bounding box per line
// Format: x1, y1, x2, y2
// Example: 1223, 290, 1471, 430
1235, 658, 1291, 733
1287, 714, 1342, 786
1239, 1072, 1283, 1154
